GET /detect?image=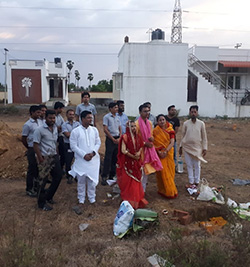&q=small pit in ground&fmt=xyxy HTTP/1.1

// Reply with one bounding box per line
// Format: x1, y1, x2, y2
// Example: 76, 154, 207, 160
189, 205, 229, 222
